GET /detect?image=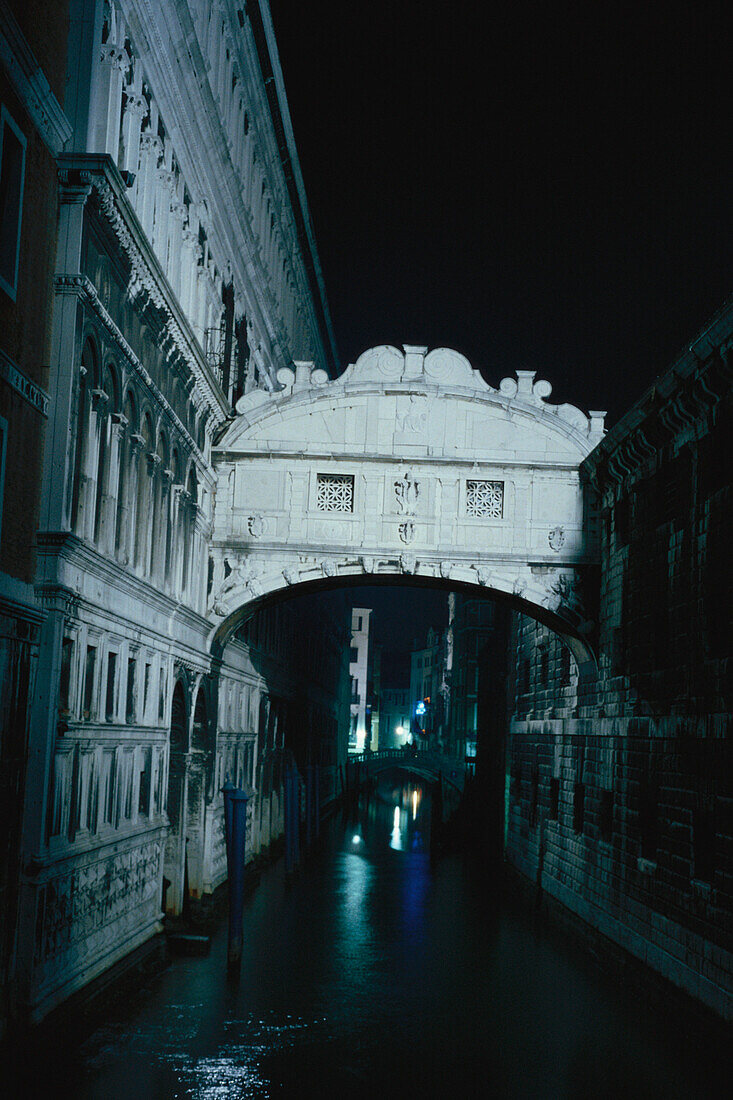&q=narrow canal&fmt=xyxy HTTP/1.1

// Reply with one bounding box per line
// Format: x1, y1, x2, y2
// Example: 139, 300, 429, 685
10, 786, 728, 1098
